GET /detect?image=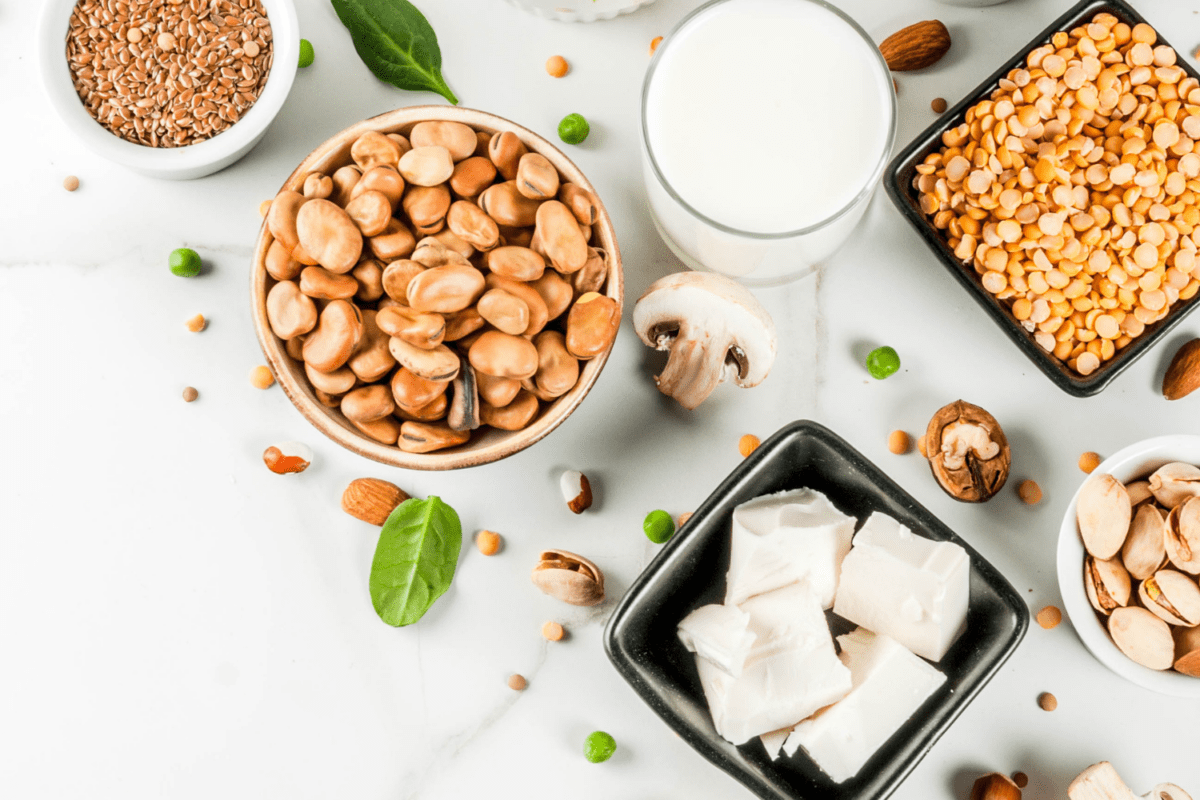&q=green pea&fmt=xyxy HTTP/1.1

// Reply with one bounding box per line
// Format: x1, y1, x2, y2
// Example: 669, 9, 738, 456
643, 509, 675, 544
866, 346, 901, 380
583, 731, 616, 763
169, 248, 202, 277
557, 113, 590, 145
298, 38, 315, 68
